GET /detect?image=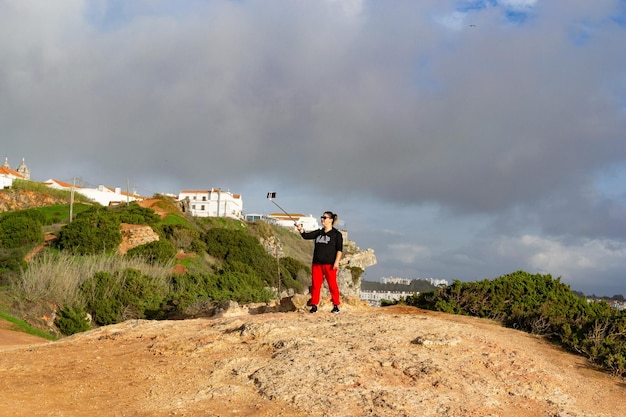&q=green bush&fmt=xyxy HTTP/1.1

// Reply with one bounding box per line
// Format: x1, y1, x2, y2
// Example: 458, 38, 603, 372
127, 240, 177, 265
348, 266, 364, 285
207, 264, 273, 303
80, 268, 167, 326
55, 305, 91, 335
57, 207, 122, 255
0, 208, 46, 225
164, 265, 274, 316
409, 271, 626, 377
279, 256, 308, 292
81, 271, 123, 325
157, 224, 200, 251
0, 212, 44, 249
0, 248, 27, 286
166, 272, 213, 312
112, 202, 160, 226
203, 228, 276, 285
